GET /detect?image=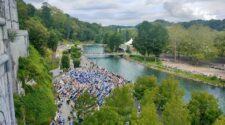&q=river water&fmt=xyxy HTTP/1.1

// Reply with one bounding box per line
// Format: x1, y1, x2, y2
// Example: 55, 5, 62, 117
83, 44, 225, 113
